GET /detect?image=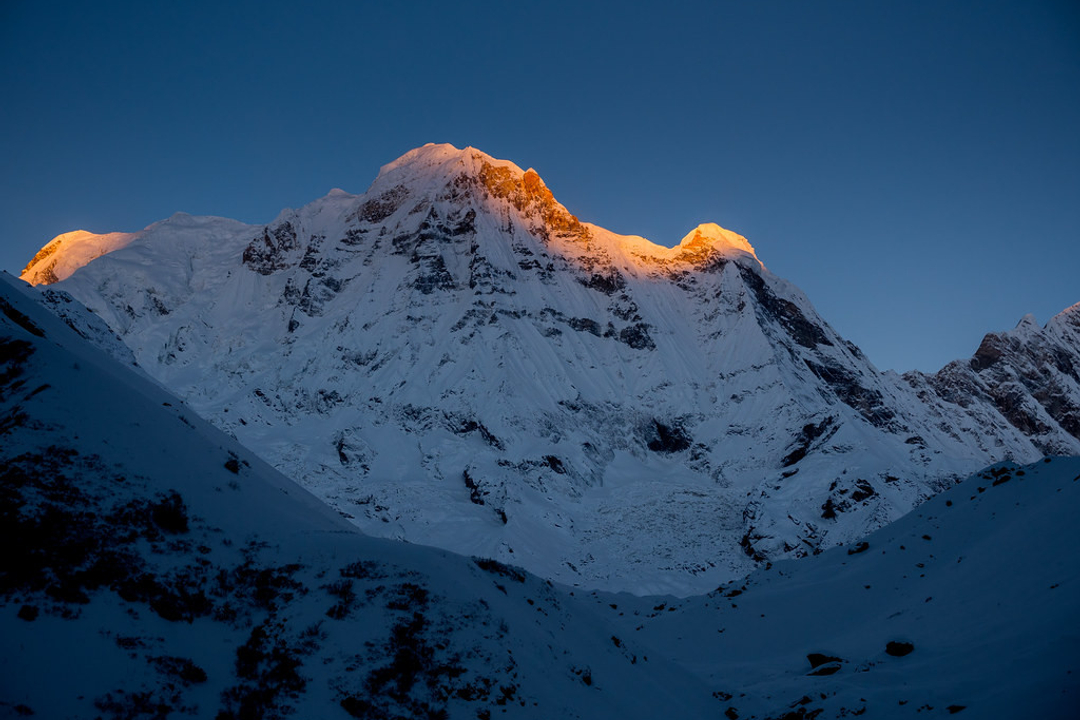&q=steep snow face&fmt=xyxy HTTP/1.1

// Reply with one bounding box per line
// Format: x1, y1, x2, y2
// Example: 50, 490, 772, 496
0, 273, 714, 720
25, 143, 1080, 595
